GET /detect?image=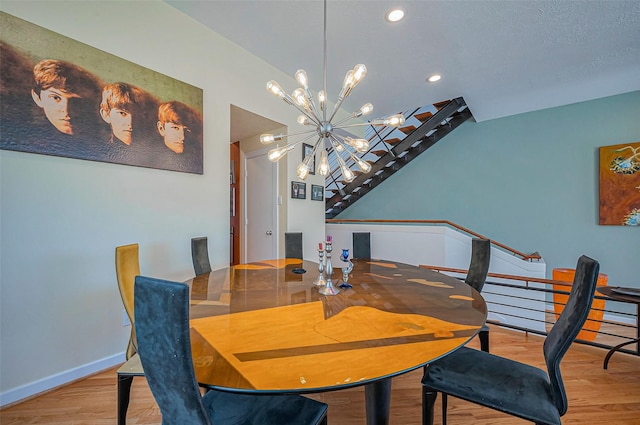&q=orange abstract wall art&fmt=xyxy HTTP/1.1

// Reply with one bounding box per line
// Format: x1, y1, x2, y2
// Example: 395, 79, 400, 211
599, 142, 640, 225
